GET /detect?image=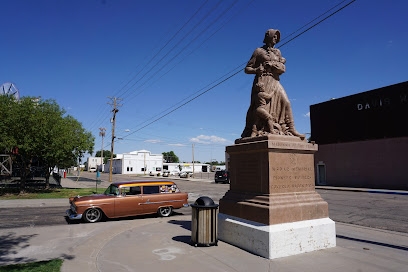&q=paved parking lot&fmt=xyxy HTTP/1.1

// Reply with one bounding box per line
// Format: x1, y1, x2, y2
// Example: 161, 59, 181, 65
0, 172, 407, 233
